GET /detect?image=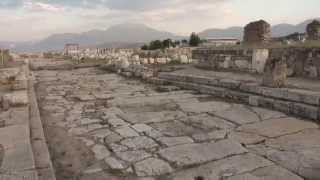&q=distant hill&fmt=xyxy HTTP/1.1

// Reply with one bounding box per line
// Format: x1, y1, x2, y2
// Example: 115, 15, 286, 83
13, 23, 184, 52
198, 26, 243, 39
199, 18, 320, 39
6, 18, 320, 52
